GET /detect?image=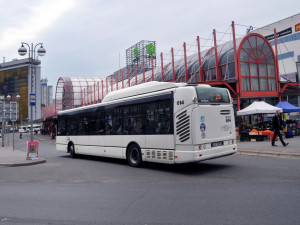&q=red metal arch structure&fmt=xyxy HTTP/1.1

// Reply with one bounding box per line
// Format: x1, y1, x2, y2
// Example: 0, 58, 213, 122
237, 33, 278, 97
